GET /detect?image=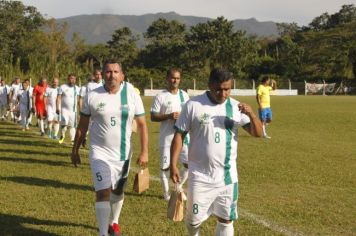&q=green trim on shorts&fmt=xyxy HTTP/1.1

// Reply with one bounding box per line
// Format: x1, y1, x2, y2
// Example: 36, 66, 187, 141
224, 98, 233, 185
120, 82, 128, 161
229, 182, 238, 220
174, 125, 186, 134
